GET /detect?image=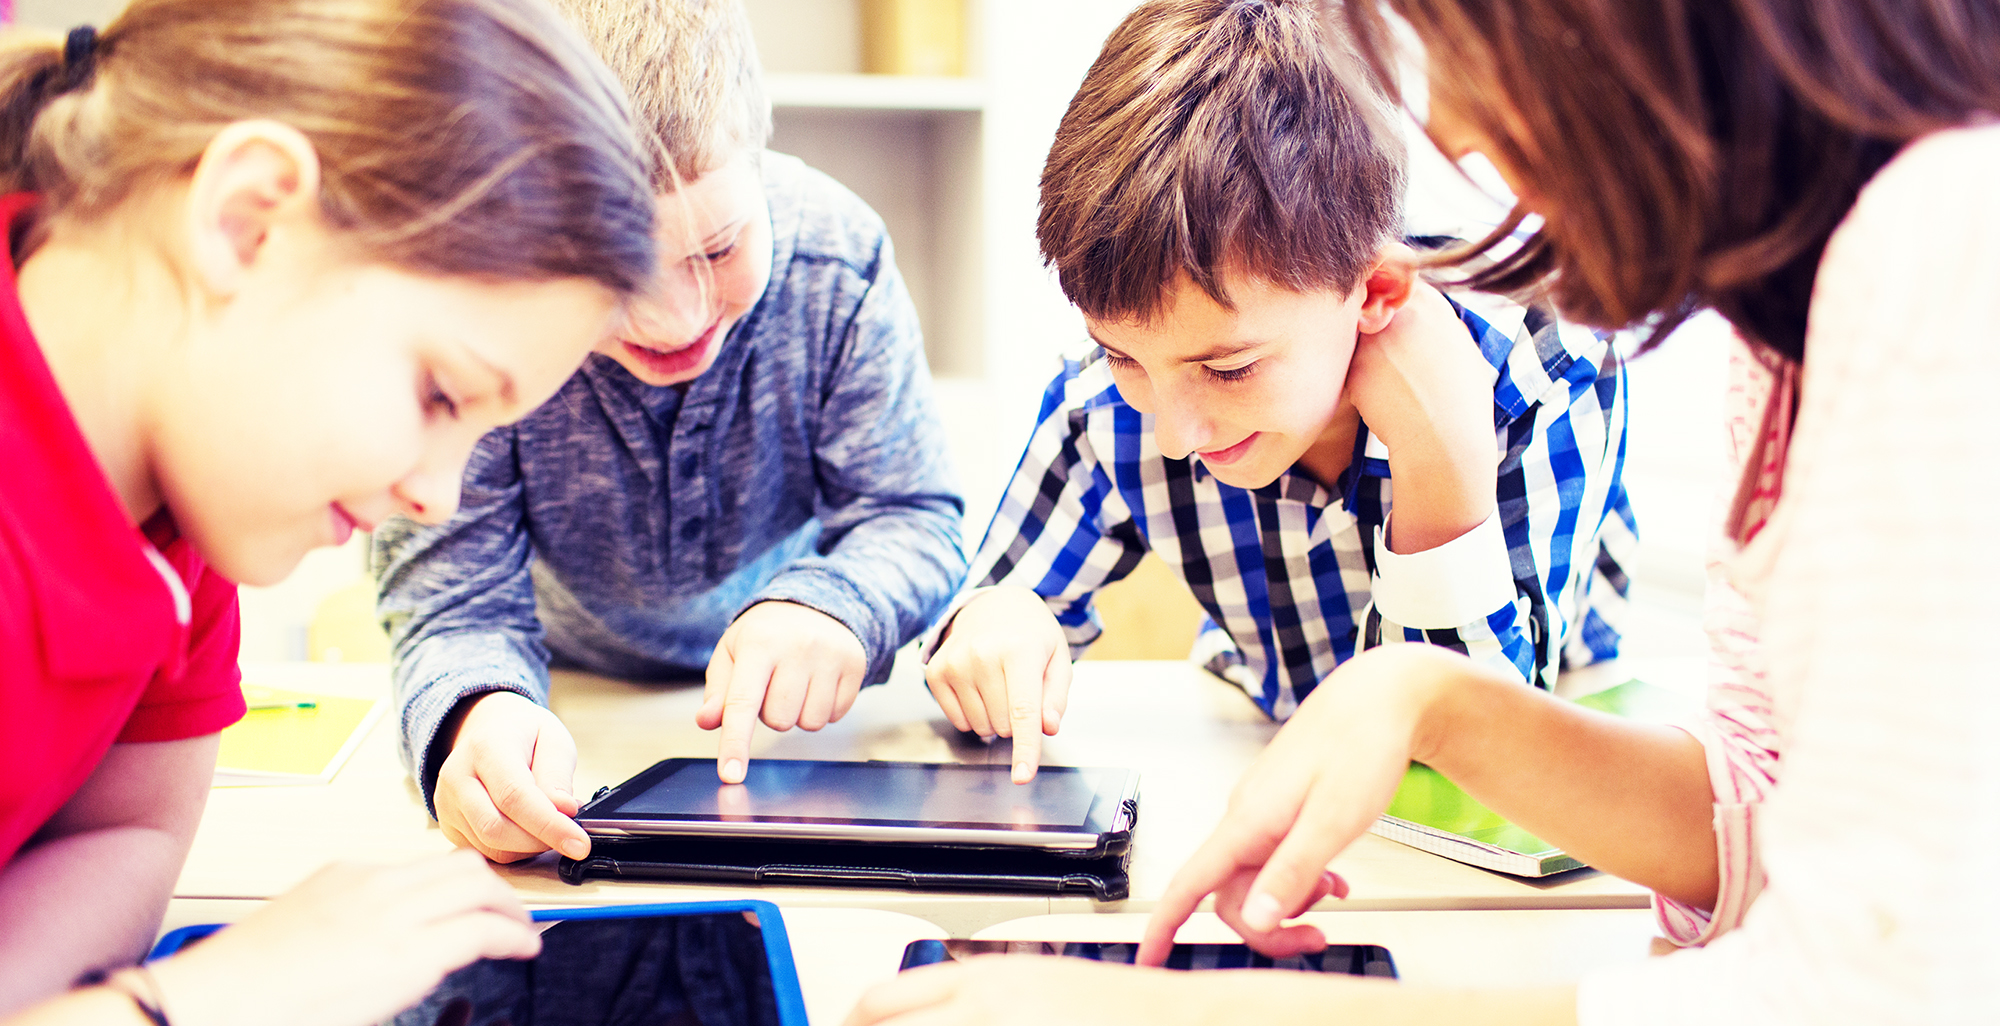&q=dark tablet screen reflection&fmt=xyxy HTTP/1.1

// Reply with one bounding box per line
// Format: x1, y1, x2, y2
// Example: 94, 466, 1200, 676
902, 939, 1399, 977
620, 761, 1101, 827
390, 913, 780, 1026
